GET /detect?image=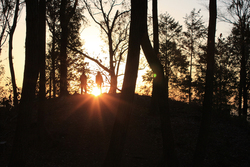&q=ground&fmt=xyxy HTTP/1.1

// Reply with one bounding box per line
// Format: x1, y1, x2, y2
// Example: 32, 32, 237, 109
0, 93, 250, 166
